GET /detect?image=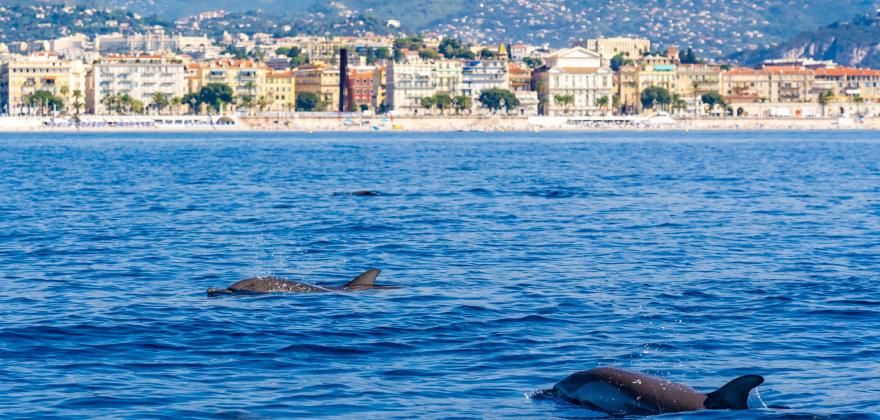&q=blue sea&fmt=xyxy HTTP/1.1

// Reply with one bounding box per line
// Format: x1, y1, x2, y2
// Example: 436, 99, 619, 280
1, 131, 879, 418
